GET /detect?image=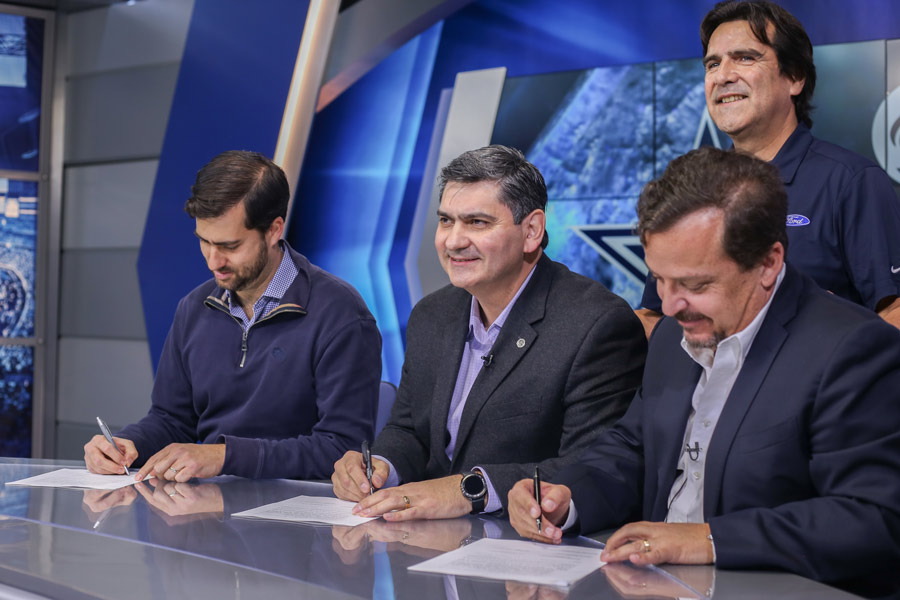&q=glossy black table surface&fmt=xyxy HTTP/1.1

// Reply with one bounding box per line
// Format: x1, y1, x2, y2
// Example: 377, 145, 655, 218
0, 459, 861, 599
